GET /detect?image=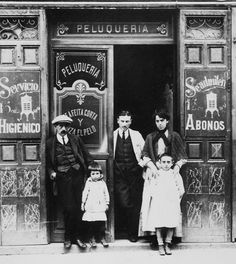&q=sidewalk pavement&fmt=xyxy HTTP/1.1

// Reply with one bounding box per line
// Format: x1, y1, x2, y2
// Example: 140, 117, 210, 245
0, 240, 236, 264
